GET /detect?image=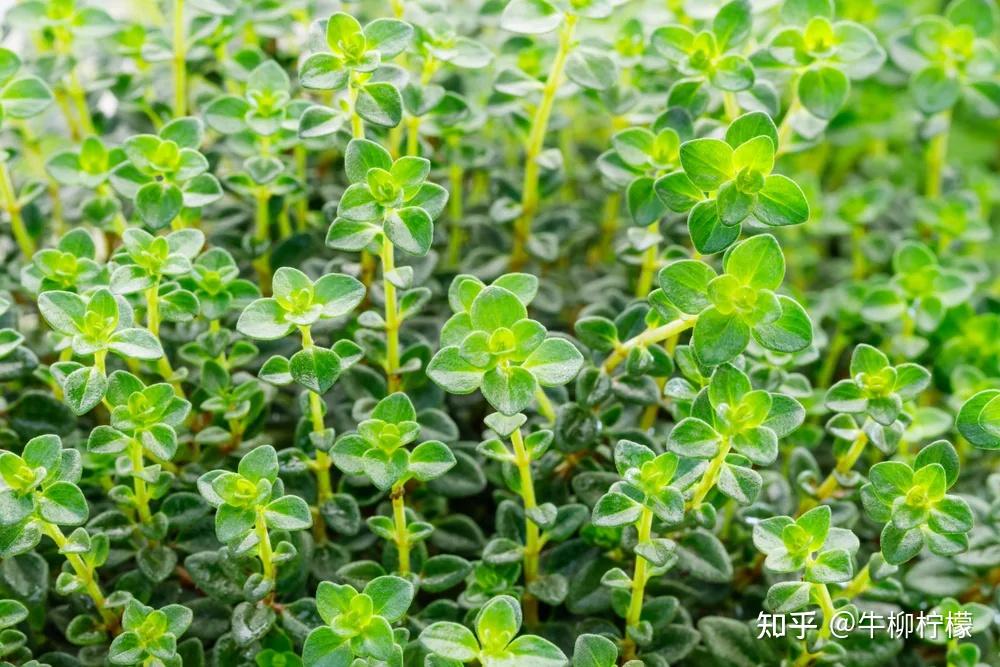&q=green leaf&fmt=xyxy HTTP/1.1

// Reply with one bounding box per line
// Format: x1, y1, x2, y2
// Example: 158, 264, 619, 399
385, 206, 433, 255
713, 0, 752, 50
692, 307, 750, 366
470, 286, 528, 331
572, 633, 618, 667
239, 445, 279, 484
592, 491, 642, 527
427, 346, 486, 394
659, 260, 715, 314
798, 66, 850, 120
482, 365, 537, 415
0, 75, 52, 118
38, 481, 89, 525
108, 328, 163, 360
500, 0, 564, 34
135, 182, 184, 229
754, 175, 809, 226
237, 299, 292, 340
356, 83, 403, 128
751, 296, 812, 353
679, 139, 734, 191
264, 495, 313, 530
522, 338, 583, 386
420, 622, 480, 661
64, 365, 108, 415
409, 440, 457, 481
912, 65, 960, 115
688, 200, 740, 254
363, 575, 414, 622
290, 348, 342, 394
